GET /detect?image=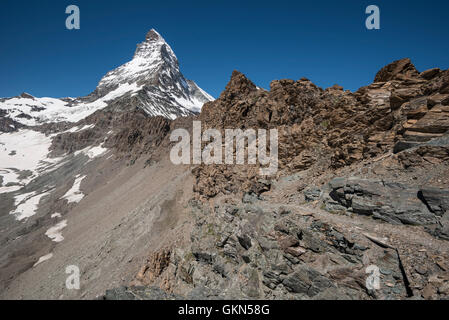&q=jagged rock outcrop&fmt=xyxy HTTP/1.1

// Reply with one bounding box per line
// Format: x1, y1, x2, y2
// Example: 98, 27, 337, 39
326, 177, 444, 227
374, 58, 420, 82
130, 193, 449, 300
124, 56, 449, 297
193, 59, 449, 200
0, 110, 21, 133
136, 249, 172, 284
